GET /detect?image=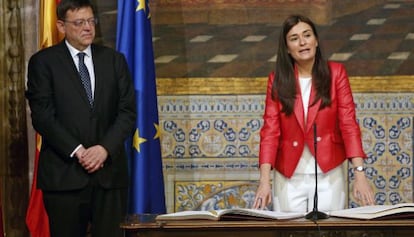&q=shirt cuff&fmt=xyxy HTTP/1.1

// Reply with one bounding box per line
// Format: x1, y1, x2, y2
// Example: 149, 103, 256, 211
70, 144, 83, 157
